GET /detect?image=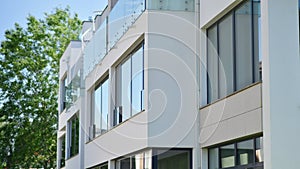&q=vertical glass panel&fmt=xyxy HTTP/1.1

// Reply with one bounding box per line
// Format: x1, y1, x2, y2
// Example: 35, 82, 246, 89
62, 76, 67, 111
132, 153, 144, 169
100, 164, 108, 169
157, 150, 190, 169
148, 0, 195, 11
237, 139, 254, 165
131, 46, 144, 116
209, 148, 219, 169
255, 137, 263, 162
253, 1, 262, 81
120, 158, 131, 169
109, 0, 145, 49
218, 14, 234, 98
207, 25, 219, 103
69, 115, 79, 157
101, 79, 109, 133
144, 150, 152, 169
121, 59, 131, 121
84, 18, 107, 78
220, 144, 235, 168
94, 85, 102, 137
235, 1, 253, 90
60, 136, 66, 168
